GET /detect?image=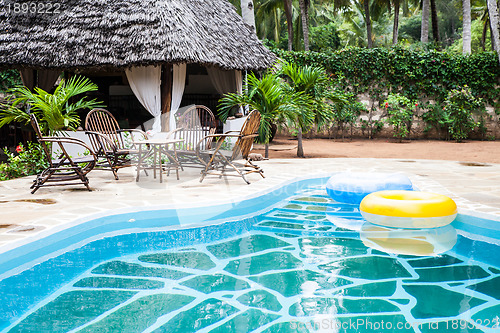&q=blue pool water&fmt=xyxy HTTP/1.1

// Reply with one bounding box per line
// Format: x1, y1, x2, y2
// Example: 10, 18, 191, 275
1, 177, 499, 332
